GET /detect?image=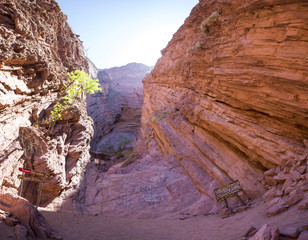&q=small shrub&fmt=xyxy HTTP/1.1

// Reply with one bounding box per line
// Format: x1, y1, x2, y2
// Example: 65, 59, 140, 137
117, 136, 132, 151
48, 70, 102, 129
122, 152, 141, 167
151, 108, 179, 122
115, 151, 124, 158
201, 11, 220, 35
151, 111, 167, 122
